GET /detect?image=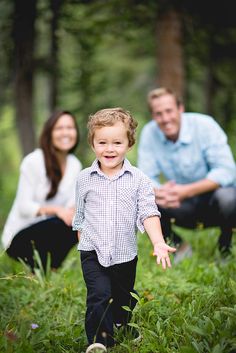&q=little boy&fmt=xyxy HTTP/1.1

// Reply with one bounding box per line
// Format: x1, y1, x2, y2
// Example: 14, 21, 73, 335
73, 107, 176, 353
